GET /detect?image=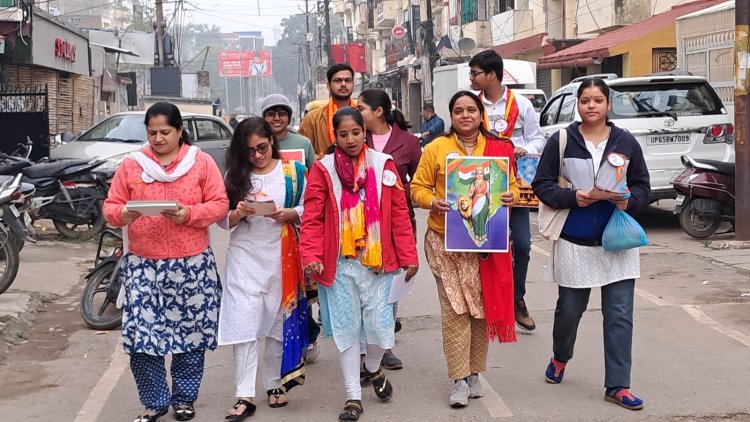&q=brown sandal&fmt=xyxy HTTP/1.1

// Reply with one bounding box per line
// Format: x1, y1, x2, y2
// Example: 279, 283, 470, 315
267, 388, 288, 408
